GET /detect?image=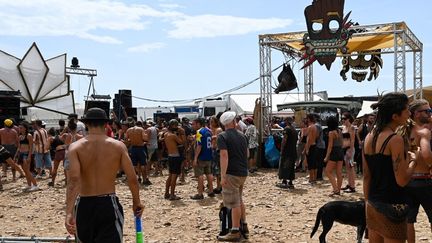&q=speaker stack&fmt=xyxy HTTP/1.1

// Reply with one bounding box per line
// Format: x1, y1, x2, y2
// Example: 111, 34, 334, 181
85, 100, 110, 118
0, 91, 21, 127
113, 90, 135, 121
